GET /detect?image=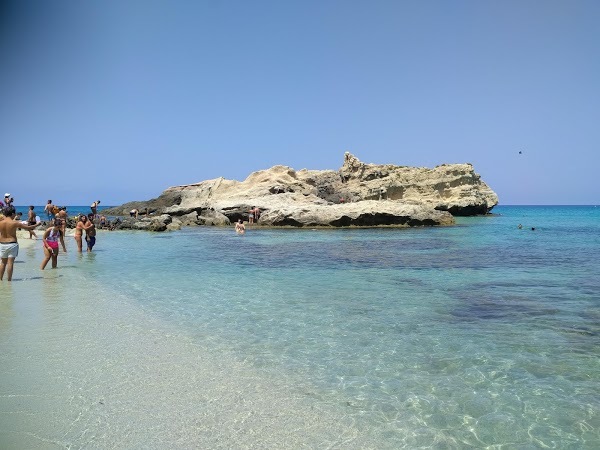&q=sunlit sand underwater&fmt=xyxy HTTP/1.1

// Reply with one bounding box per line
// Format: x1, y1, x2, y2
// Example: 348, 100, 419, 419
1, 206, 599, 448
